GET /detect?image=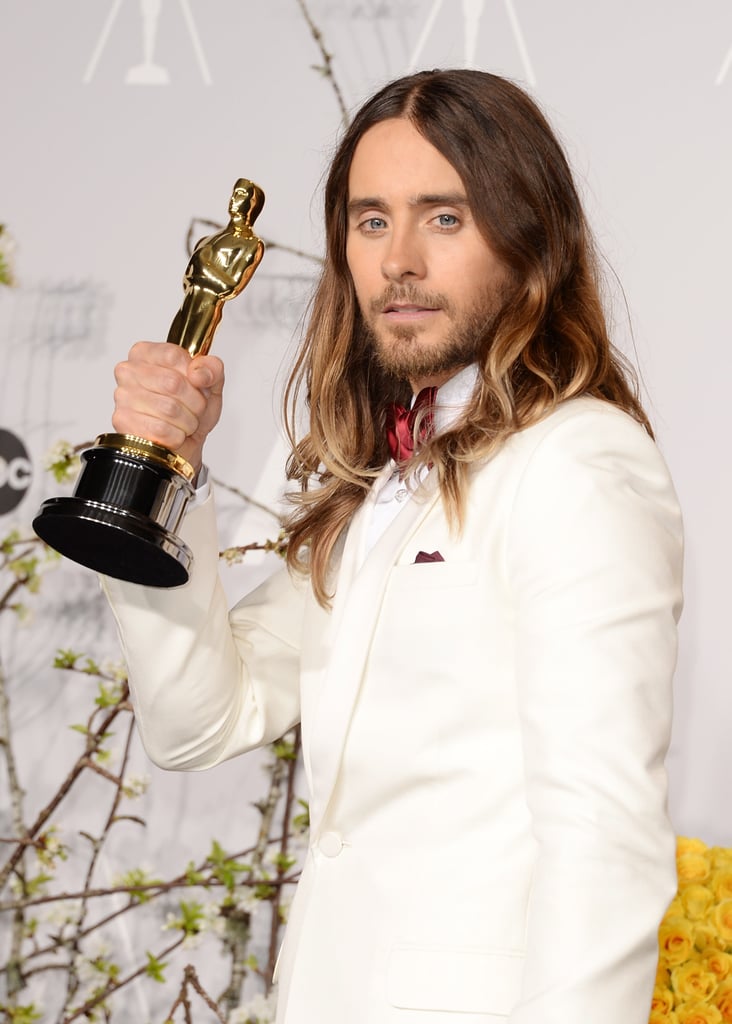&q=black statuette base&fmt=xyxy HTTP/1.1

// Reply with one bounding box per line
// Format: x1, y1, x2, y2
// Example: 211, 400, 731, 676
33, 446, 195, 588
